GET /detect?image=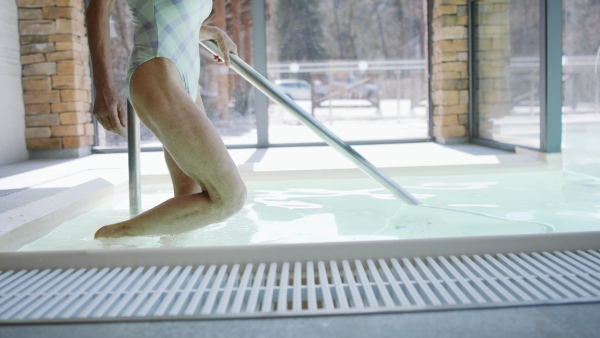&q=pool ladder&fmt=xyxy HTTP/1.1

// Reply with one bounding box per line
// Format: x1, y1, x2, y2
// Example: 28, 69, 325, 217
126, 41, 421, 215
